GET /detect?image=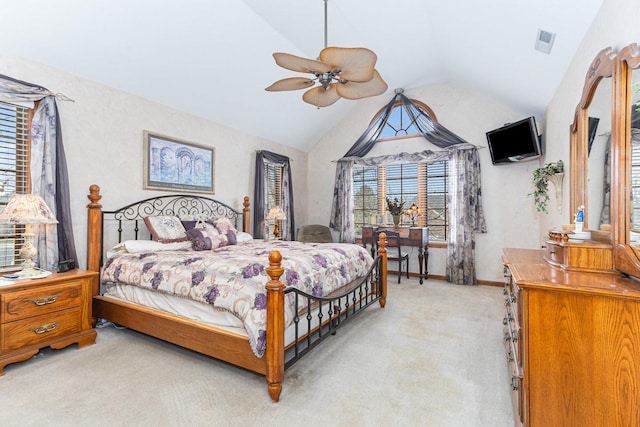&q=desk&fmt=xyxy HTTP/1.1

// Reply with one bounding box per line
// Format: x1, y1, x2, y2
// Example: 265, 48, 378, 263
362, 226, 429, 284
